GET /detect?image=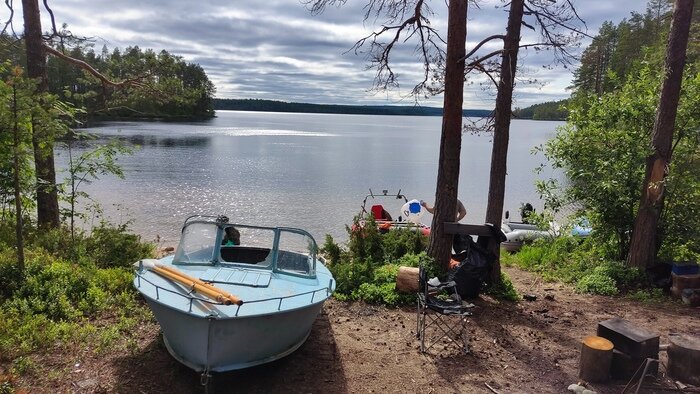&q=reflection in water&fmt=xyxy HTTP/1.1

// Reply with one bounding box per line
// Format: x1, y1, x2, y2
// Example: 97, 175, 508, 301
54, 111, 564, 246
120, 135, 210, 148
